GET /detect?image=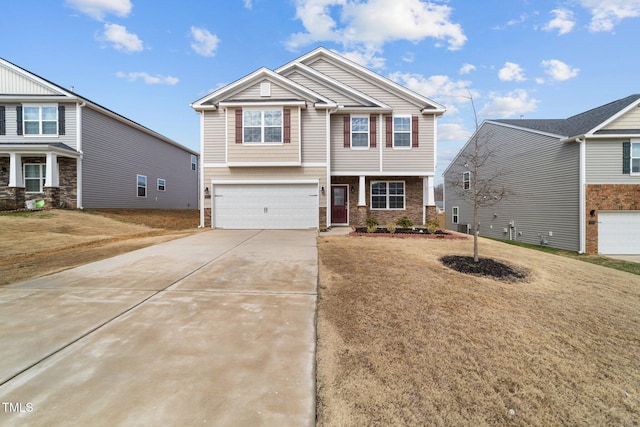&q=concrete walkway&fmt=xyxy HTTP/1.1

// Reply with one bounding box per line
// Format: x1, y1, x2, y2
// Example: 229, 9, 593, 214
0, 230, 317, 426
